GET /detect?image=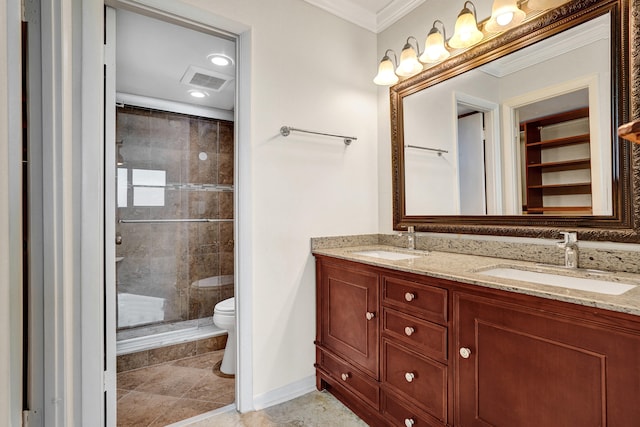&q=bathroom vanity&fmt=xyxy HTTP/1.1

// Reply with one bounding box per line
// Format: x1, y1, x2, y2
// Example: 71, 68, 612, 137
313, 247, 640, 426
